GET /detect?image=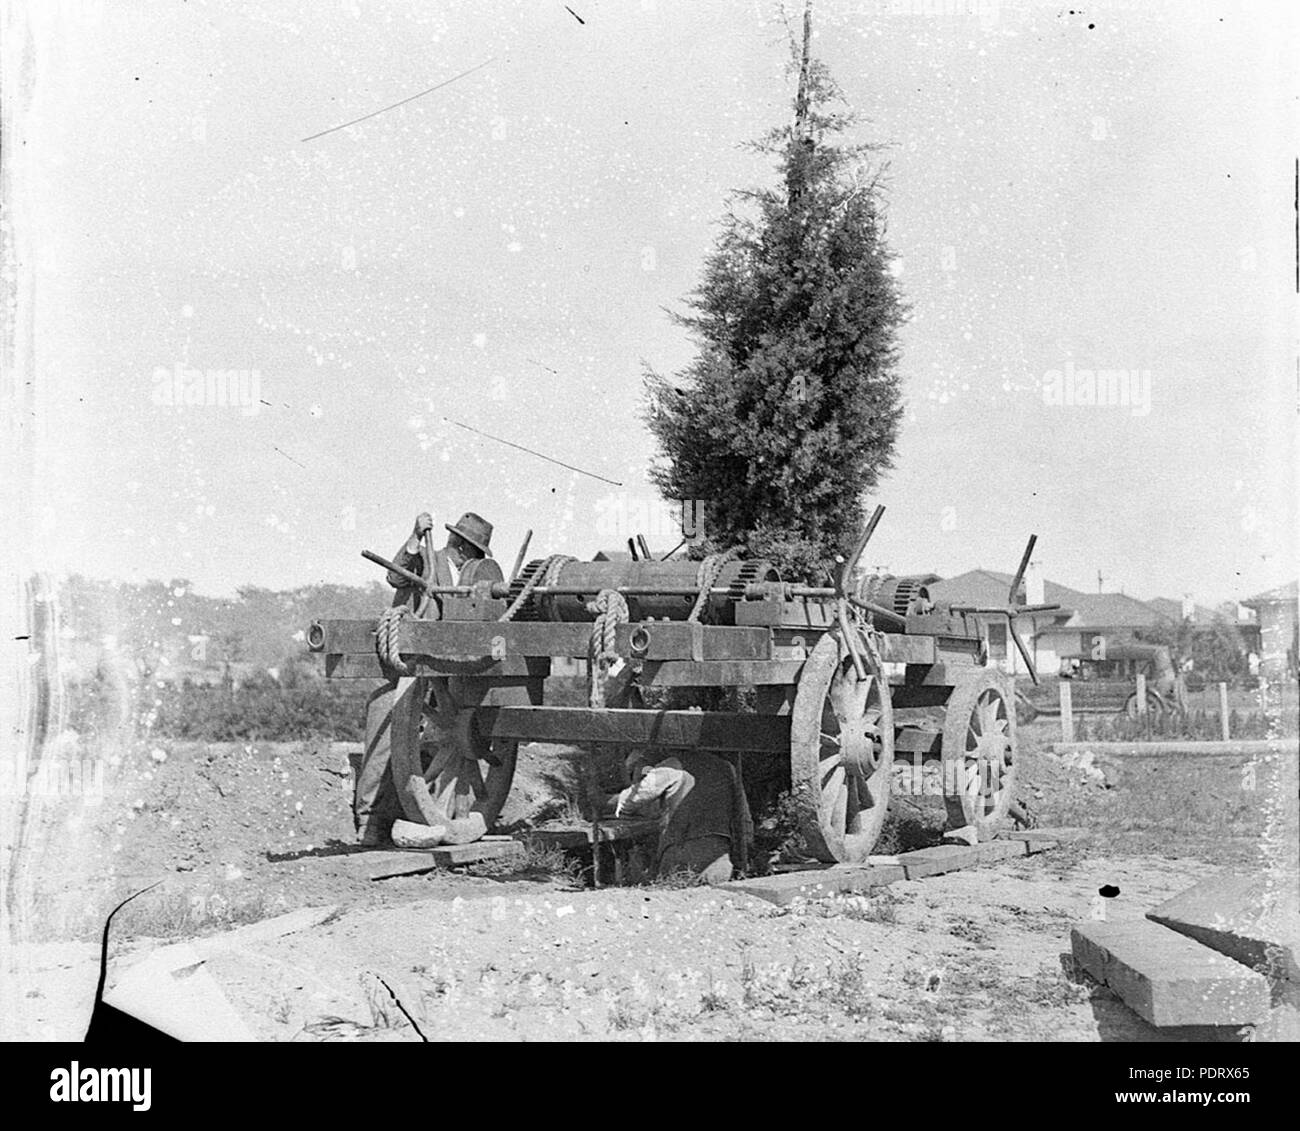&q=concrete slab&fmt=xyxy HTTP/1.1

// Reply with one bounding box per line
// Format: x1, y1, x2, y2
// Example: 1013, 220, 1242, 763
724, 864, 905, 906
1147, 872, 1300, 984
1072, 920, 1271, 1028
